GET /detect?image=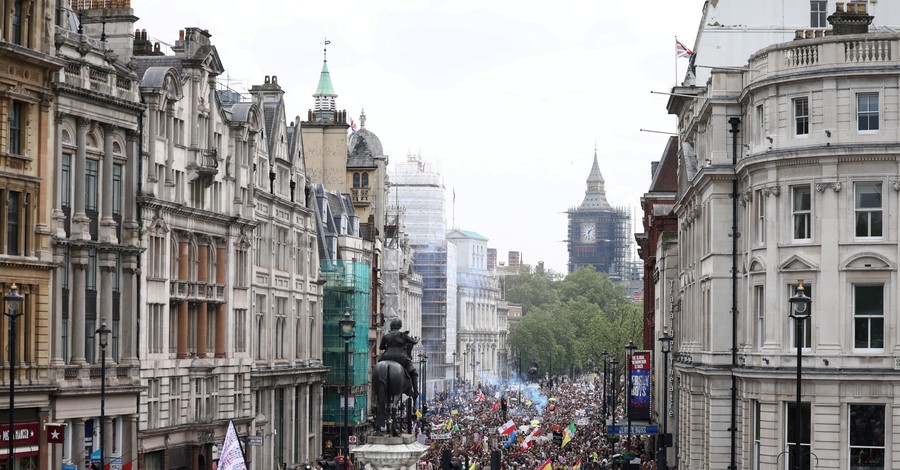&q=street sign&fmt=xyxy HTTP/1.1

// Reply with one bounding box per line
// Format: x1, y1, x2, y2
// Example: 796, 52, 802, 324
606, 425, 658, 435
348, 435, 357, 444
248, 436, 264, 446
